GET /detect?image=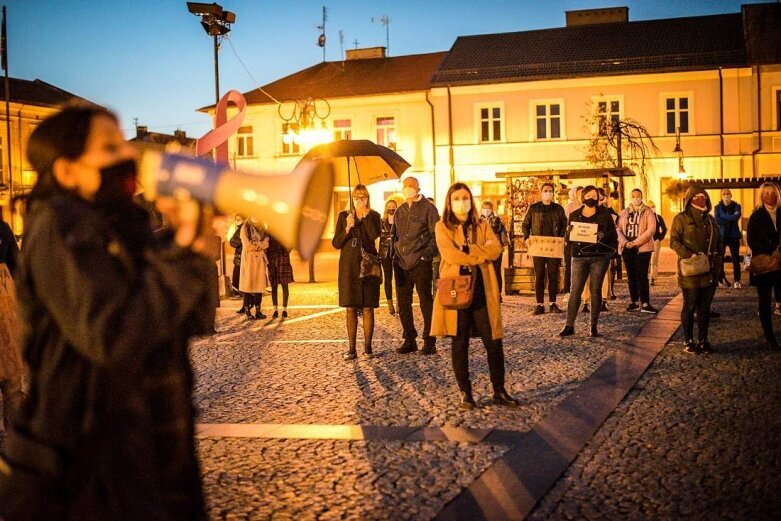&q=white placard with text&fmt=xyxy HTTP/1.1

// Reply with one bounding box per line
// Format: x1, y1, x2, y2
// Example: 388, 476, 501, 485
570, 222, 598, 243
527, 236, 565, 259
